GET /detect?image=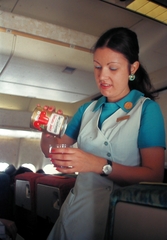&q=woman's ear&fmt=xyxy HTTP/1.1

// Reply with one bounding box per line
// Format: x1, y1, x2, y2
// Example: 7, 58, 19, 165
131, 61, 139, 74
